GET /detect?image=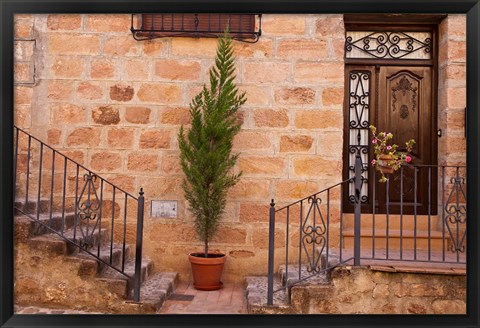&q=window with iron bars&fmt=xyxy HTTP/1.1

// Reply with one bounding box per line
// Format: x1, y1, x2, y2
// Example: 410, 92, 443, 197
131, 14, 262, 43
